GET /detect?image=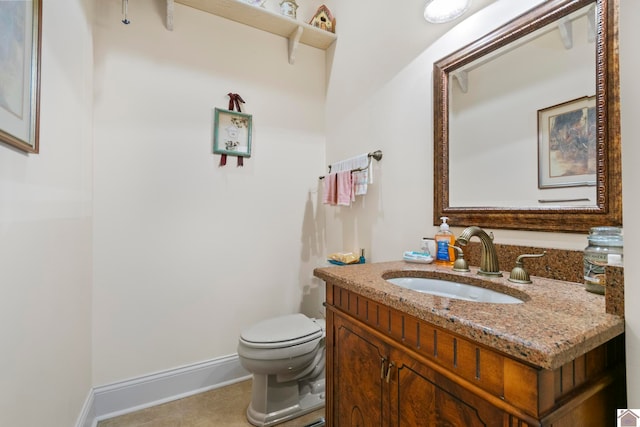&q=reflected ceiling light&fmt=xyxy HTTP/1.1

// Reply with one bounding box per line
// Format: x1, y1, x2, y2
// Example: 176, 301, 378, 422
424, 0, 471, 23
